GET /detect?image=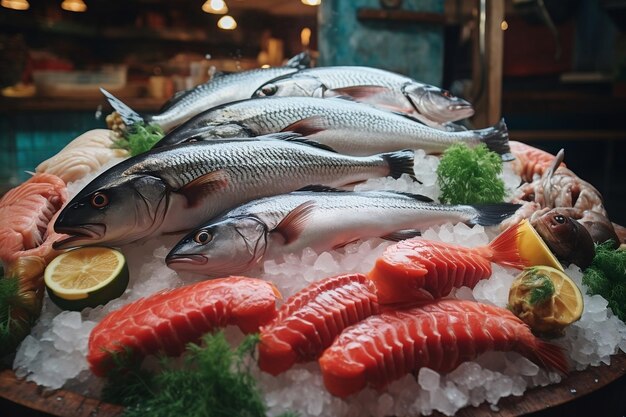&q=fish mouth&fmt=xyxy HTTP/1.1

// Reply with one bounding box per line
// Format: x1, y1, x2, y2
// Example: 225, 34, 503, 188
52, 224, 106, 249
165, 254, 209, 268
447, 103, 475, 117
